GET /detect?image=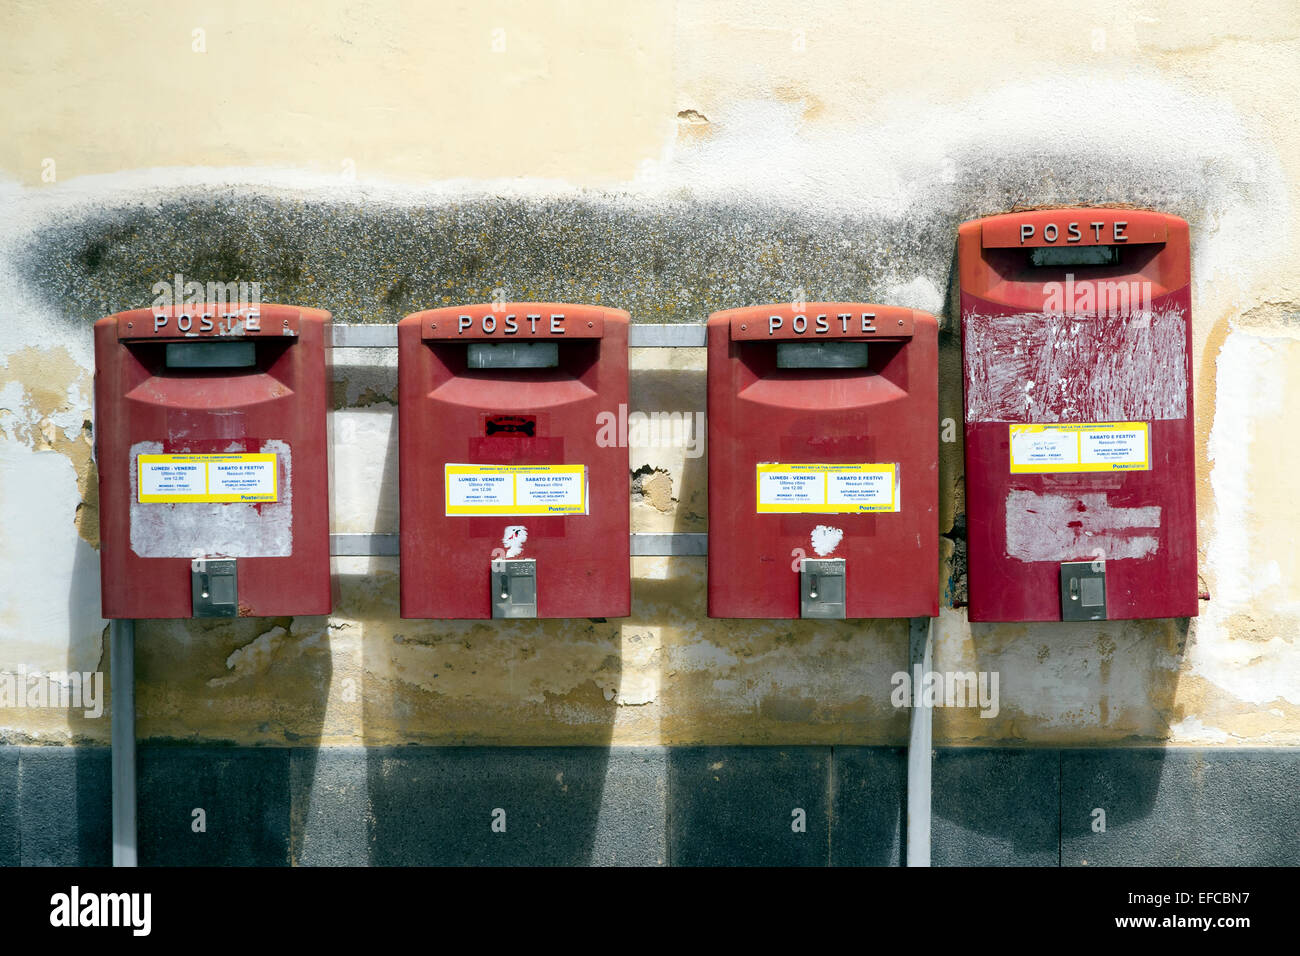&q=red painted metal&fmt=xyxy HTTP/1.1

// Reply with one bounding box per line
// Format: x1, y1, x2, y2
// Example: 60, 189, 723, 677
979, 208, 1169, 248
706, 303, 939, 619
94, 303, 332, 619
959, 207, 1197, 621
398, 302, 630, 619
